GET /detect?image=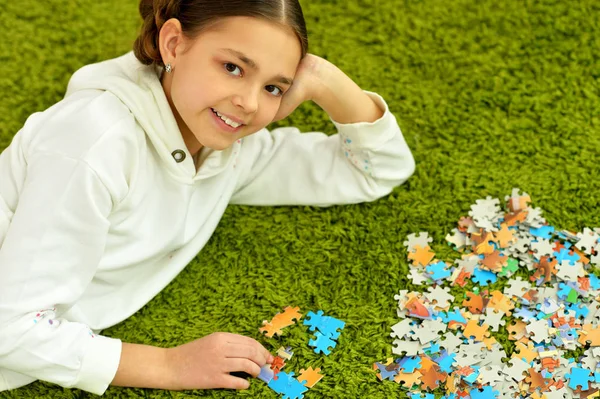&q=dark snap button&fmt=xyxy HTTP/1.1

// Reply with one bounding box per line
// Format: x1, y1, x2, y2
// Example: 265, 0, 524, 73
171, 149, 186, 163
